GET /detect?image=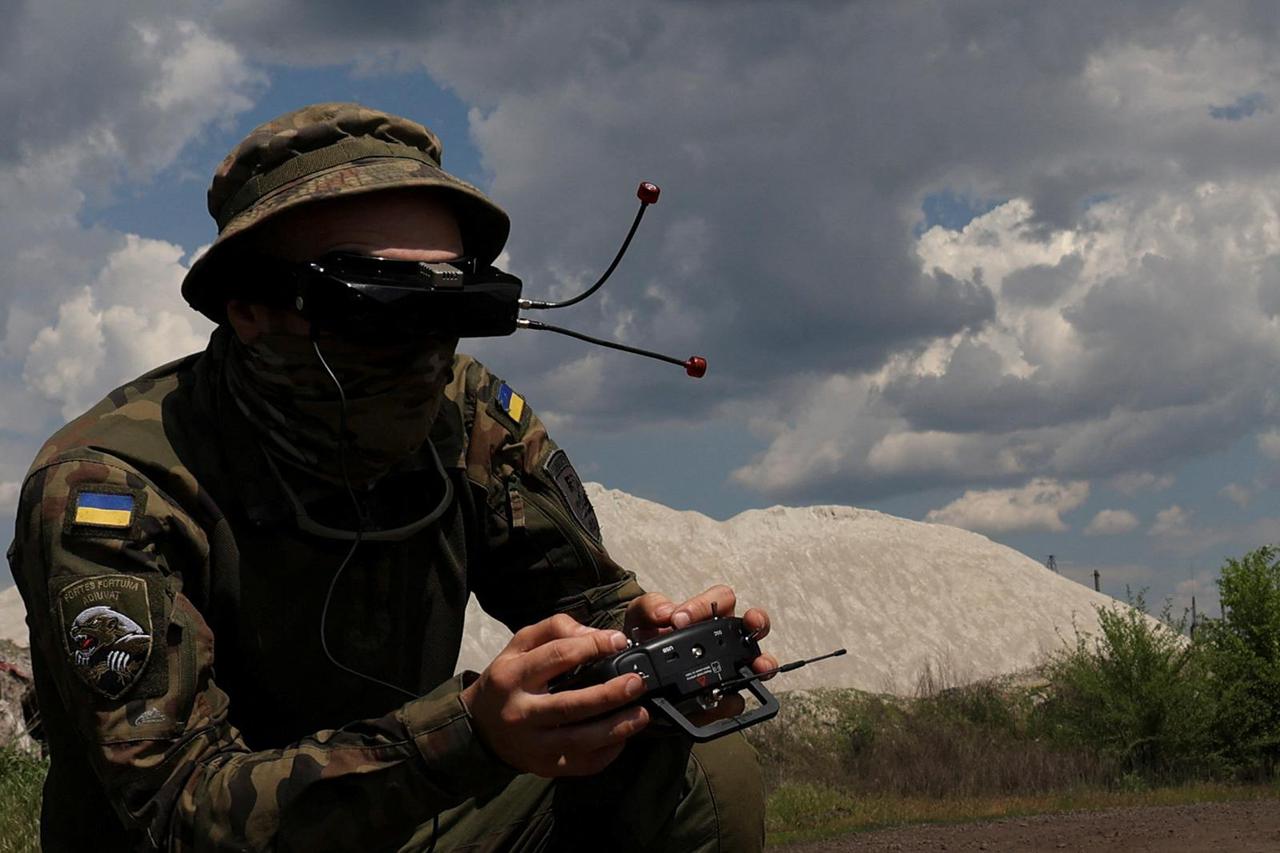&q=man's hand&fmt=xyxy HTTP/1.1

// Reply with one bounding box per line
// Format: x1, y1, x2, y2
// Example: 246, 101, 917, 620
623, 585, 778, 721
461, 614, 650, 777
